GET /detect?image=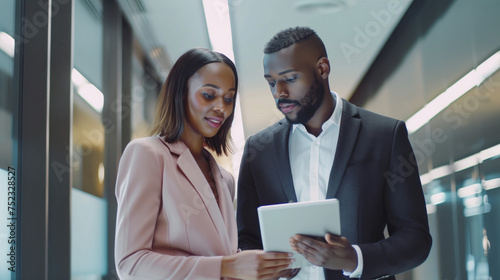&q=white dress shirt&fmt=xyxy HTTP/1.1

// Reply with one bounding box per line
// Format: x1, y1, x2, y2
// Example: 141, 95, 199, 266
288, 92, 362, 279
